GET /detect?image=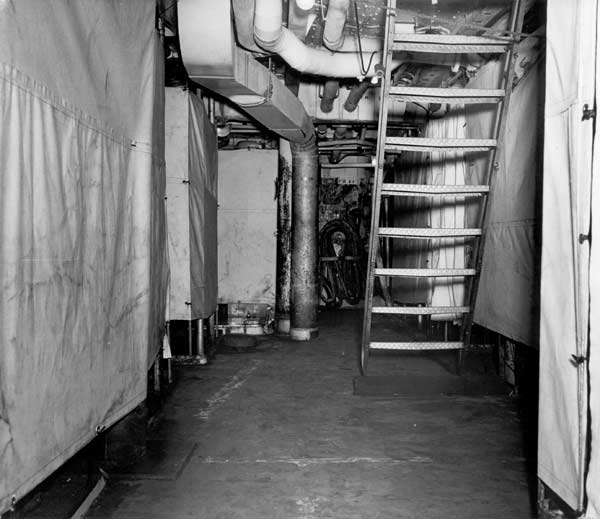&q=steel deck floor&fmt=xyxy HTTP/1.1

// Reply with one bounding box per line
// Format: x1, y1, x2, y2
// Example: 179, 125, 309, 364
87, 310, 535, 519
